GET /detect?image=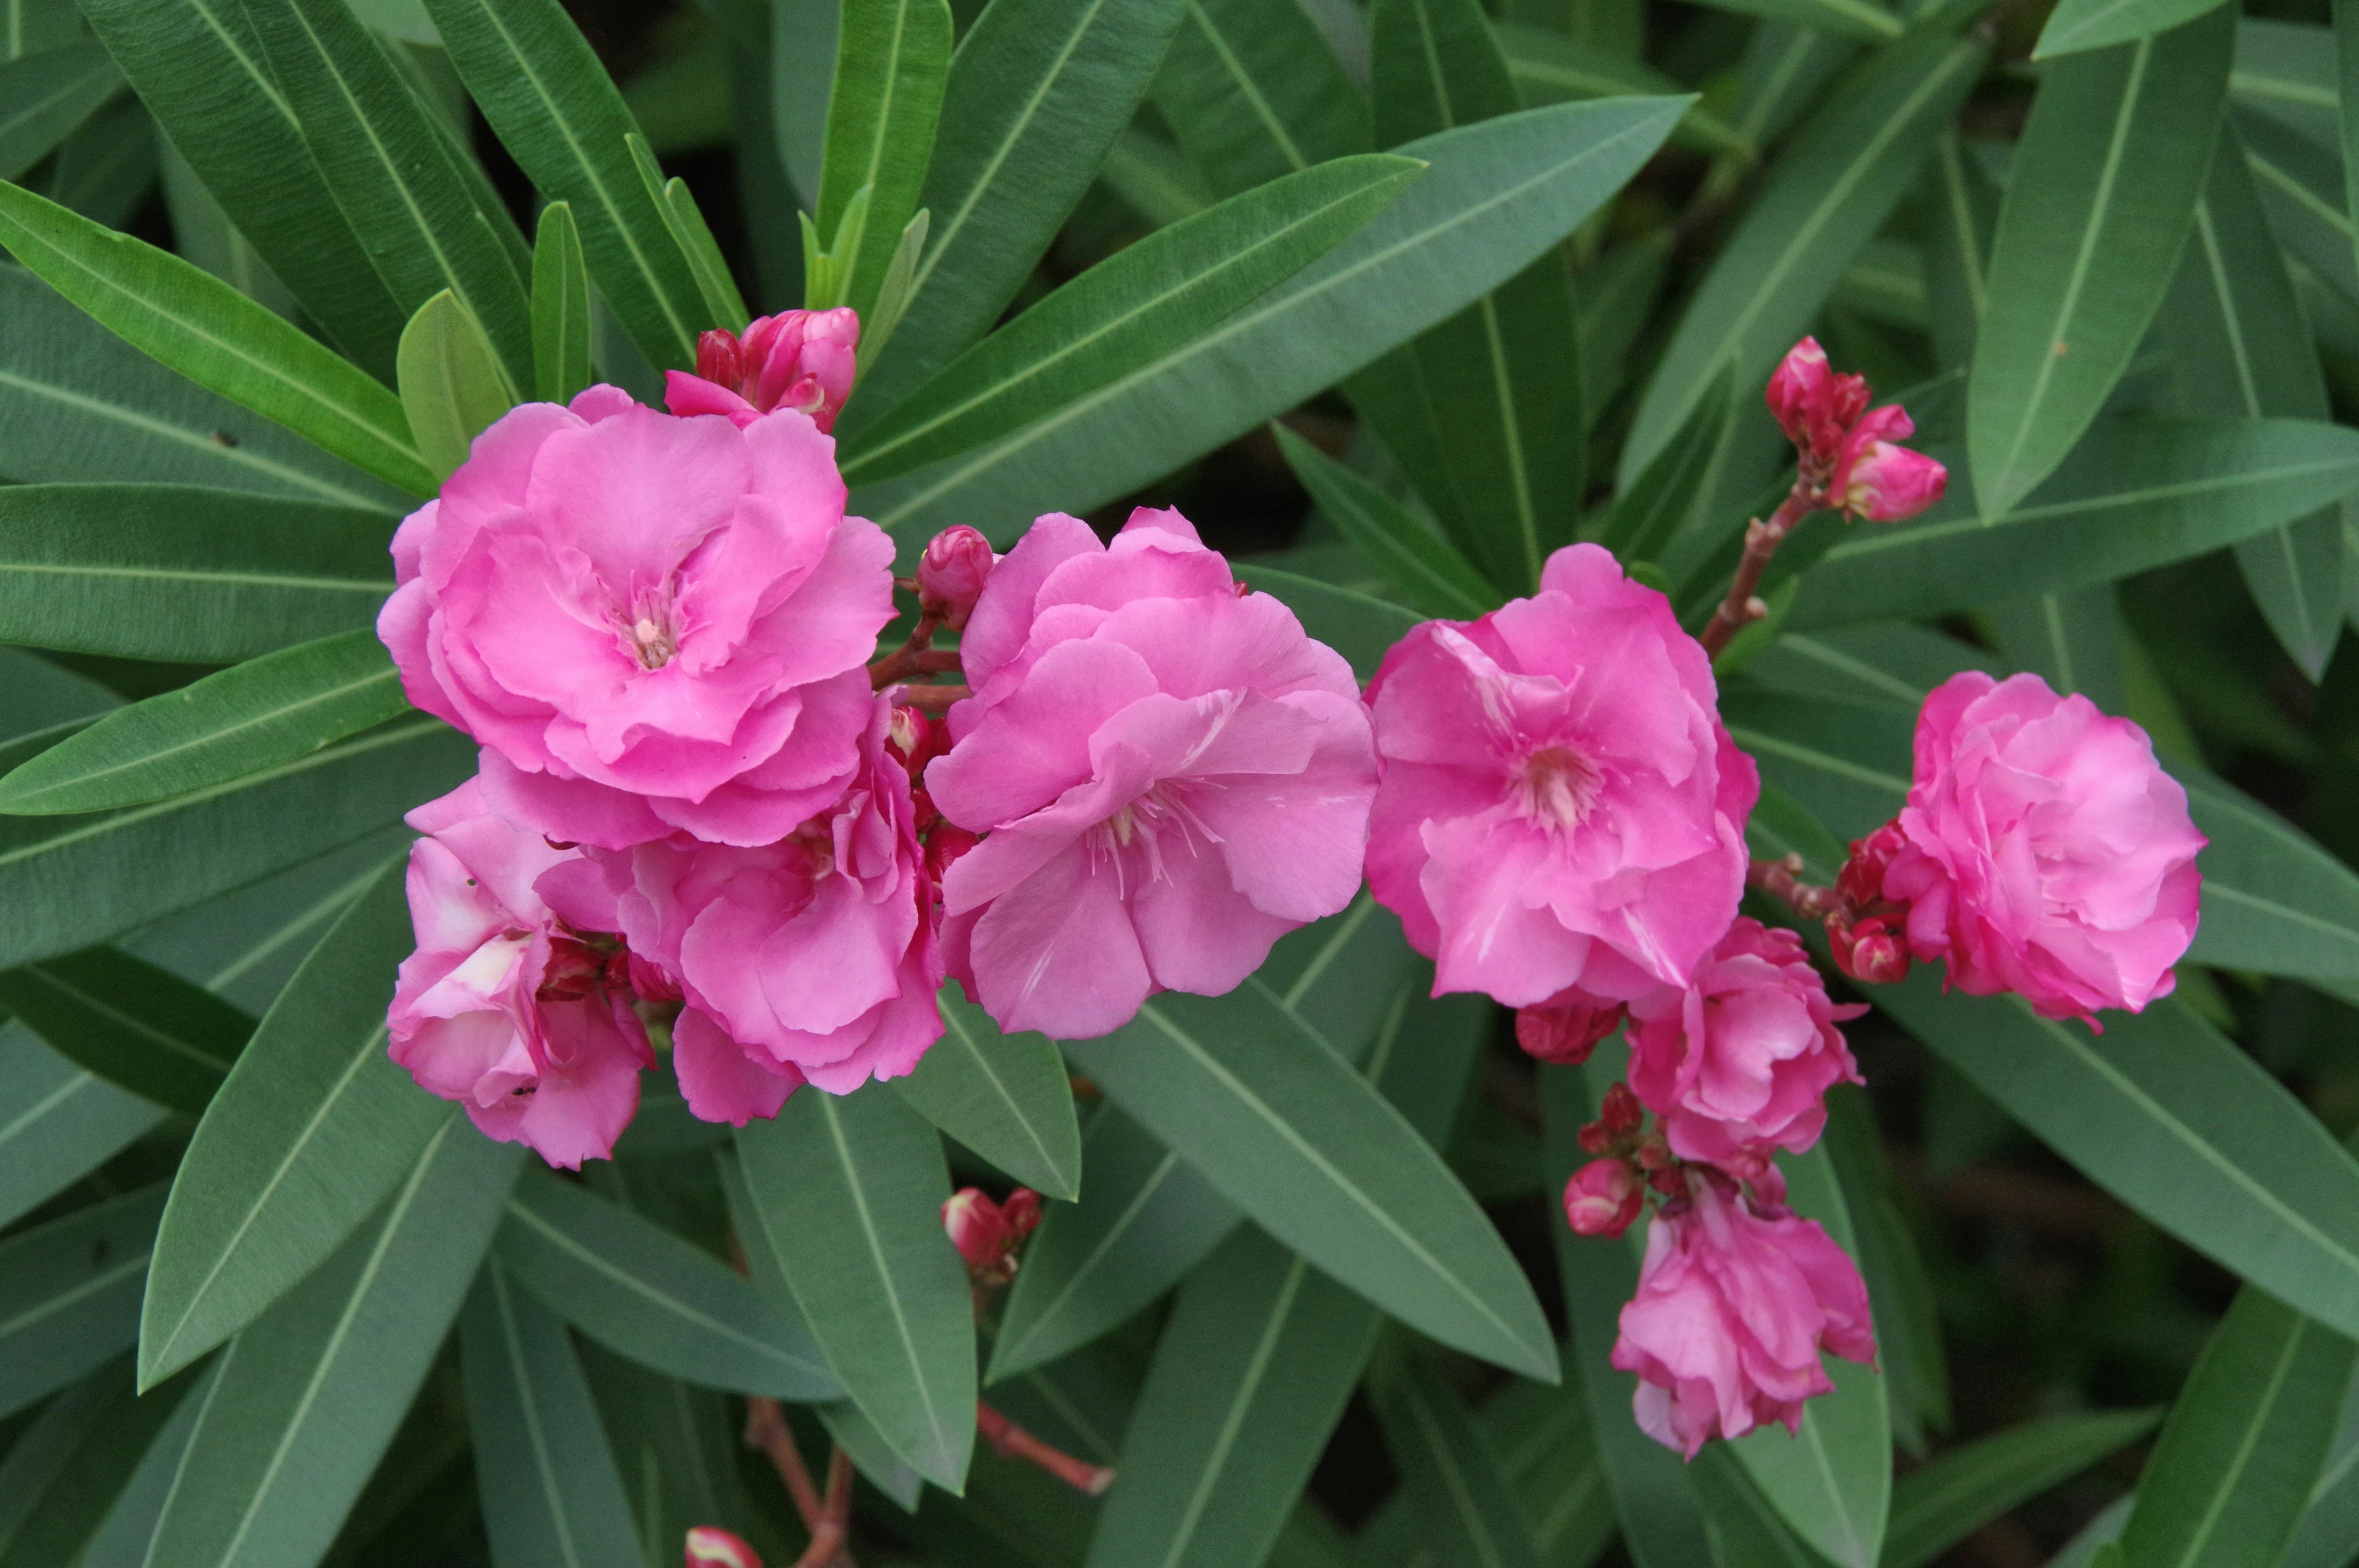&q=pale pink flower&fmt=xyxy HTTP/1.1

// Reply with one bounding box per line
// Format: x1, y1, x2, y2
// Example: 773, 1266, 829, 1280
1625, 918, 1864, 1171
388, 779, 651, 1169
1563, 1158, 1643, 1238
926, 509, 1379, 1040
1364, 543, 1757, 1007
1612, 1172, 1876, 1457
539, 695, 942, 1121
666, 309, 861, 432
377, 386, 894, 851
1870, 672, 2204, 1023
